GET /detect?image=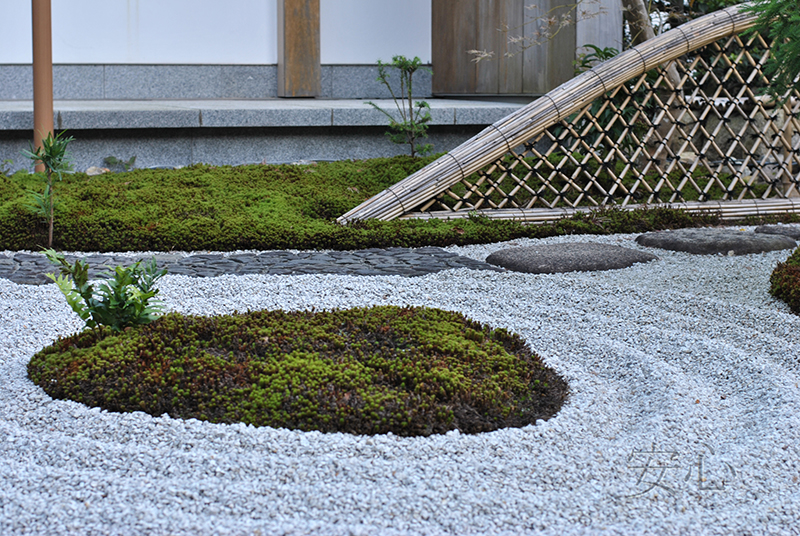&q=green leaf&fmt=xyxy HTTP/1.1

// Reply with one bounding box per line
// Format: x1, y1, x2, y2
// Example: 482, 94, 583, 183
46, 272, 94, 326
